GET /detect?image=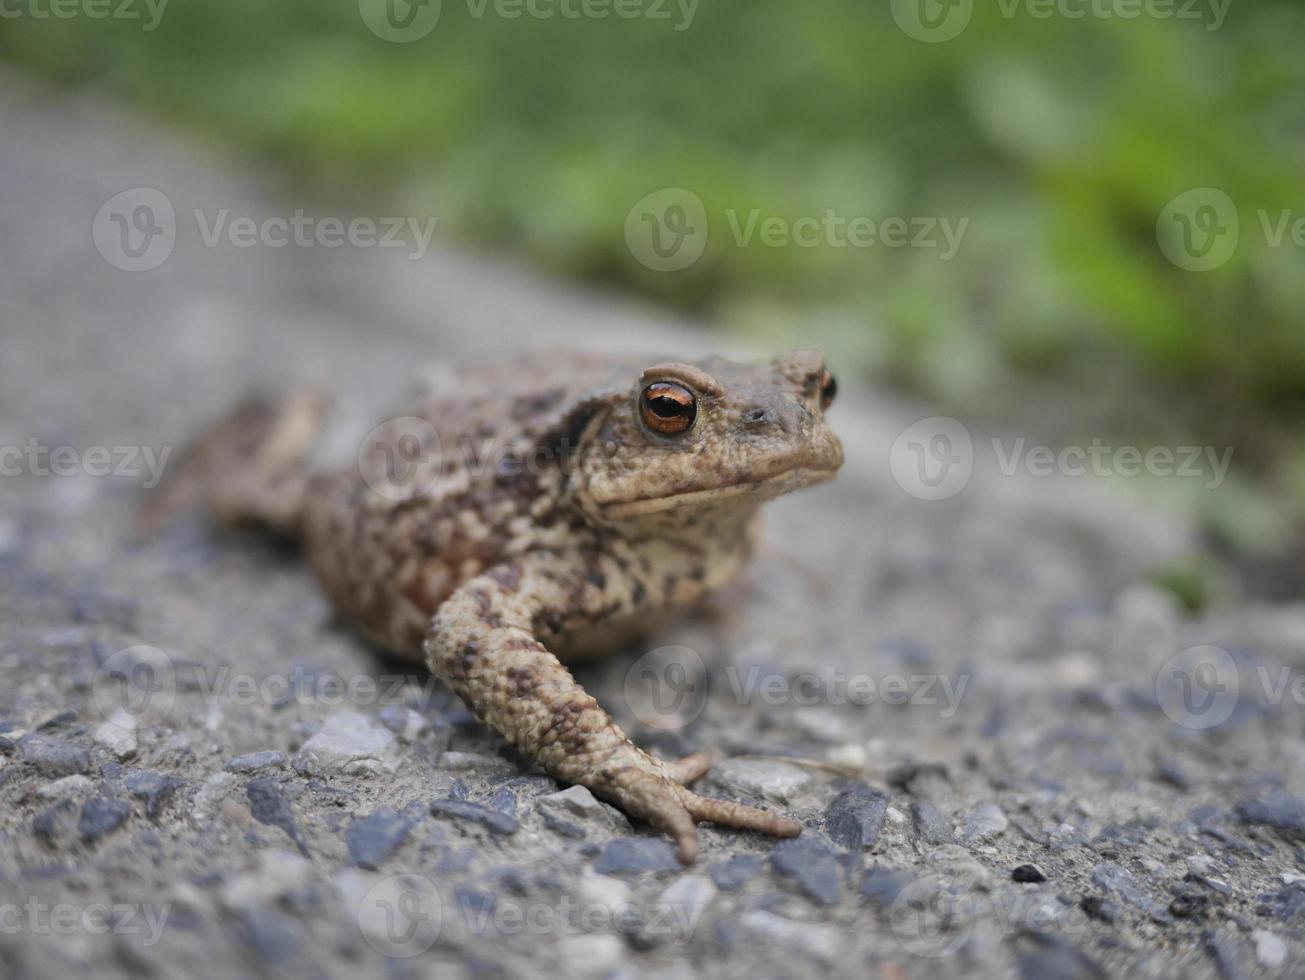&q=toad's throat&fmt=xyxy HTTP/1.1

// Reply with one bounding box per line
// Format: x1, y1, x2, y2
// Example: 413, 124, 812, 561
600, 465, 840, 518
